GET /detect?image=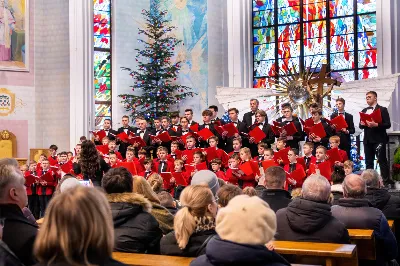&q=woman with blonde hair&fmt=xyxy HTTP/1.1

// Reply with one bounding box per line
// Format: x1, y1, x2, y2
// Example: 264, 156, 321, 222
160, 185, 218, 257
132, 175, 174, 234
33, 186, 125, 265
147, 173, 164, 194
